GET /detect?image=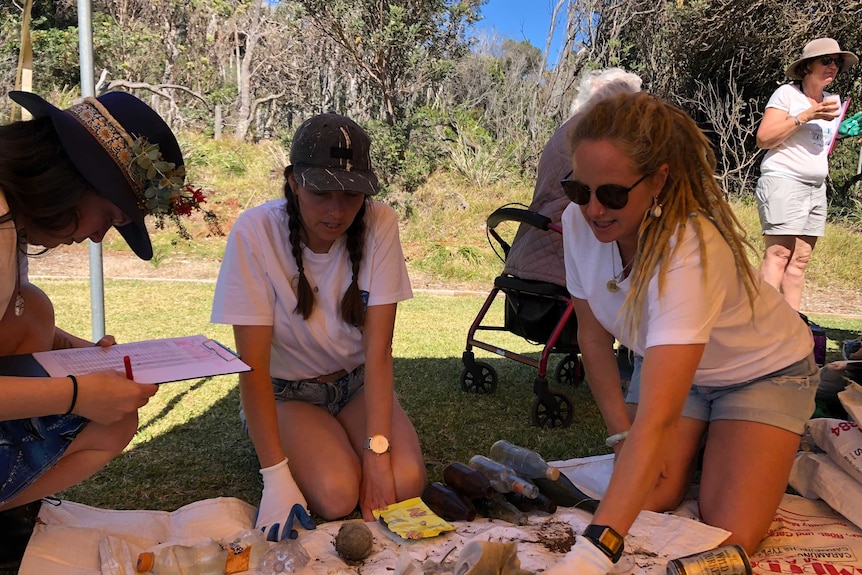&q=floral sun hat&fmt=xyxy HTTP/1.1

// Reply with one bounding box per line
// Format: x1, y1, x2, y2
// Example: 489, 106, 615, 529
9, 90, 210, 260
